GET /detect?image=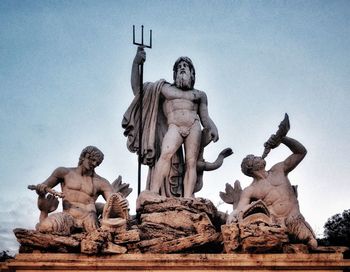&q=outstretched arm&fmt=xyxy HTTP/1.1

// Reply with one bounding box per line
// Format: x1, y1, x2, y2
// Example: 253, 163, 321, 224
281, 136, 307, 173
131, 47, 146, 95
198, 92, 219, 142
227, 187, 252, 223
35, 167, 68, 196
